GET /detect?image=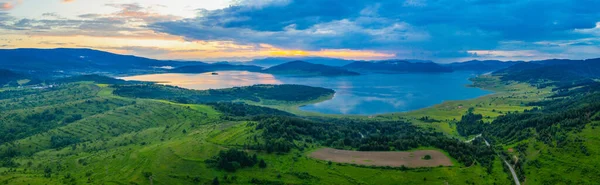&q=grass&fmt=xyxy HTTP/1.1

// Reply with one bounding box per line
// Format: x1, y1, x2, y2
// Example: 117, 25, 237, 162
0, 82, 514, 184
0, 75, 580, 185
17, 79, 30, 86
0, 117, 512, 185
515, 122, 600, 185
